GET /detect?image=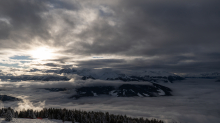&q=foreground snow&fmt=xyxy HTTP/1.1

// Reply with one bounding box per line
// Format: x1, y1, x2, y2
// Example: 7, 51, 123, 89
0, 118, 74, 123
